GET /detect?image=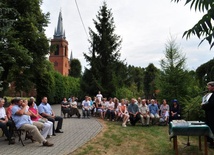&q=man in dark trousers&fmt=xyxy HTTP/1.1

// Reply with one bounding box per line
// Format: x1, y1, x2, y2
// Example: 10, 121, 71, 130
38, 97, 63, 136
128, 98, 141, 126
202, 81, 214, 148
